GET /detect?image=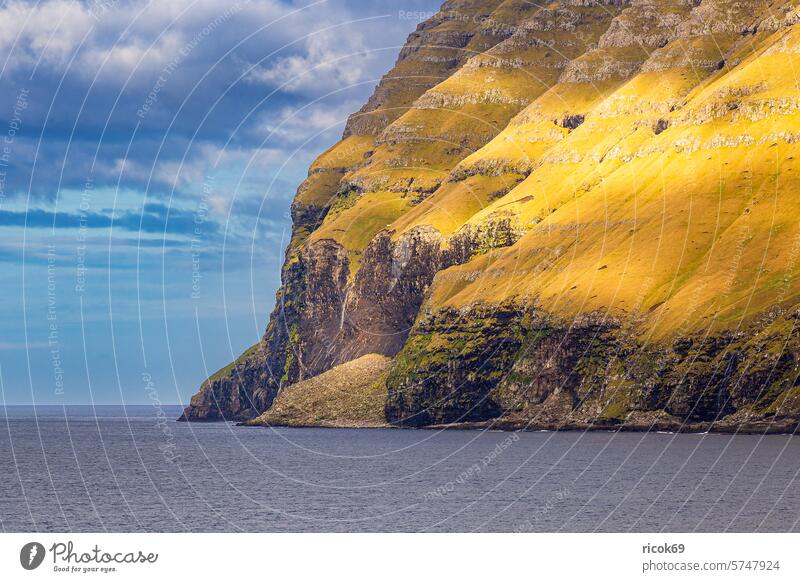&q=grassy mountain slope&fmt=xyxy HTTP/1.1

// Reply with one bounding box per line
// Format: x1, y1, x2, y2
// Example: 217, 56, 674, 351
433, 1, 800, 331
386, 0, 800, 431
184, 0, 800, 433
309, 0, 627, 268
